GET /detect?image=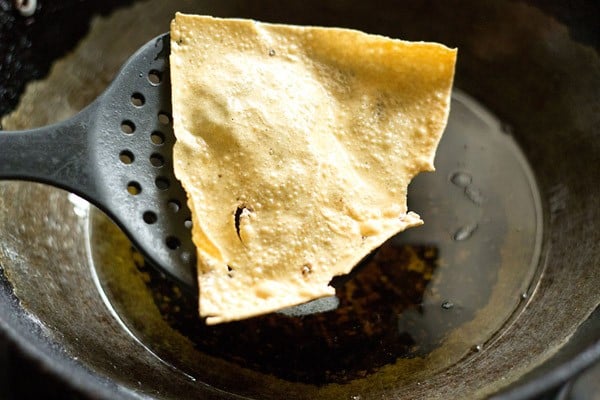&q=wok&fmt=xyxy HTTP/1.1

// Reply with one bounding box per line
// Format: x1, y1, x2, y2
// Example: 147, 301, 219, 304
0, 1, 598, 399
